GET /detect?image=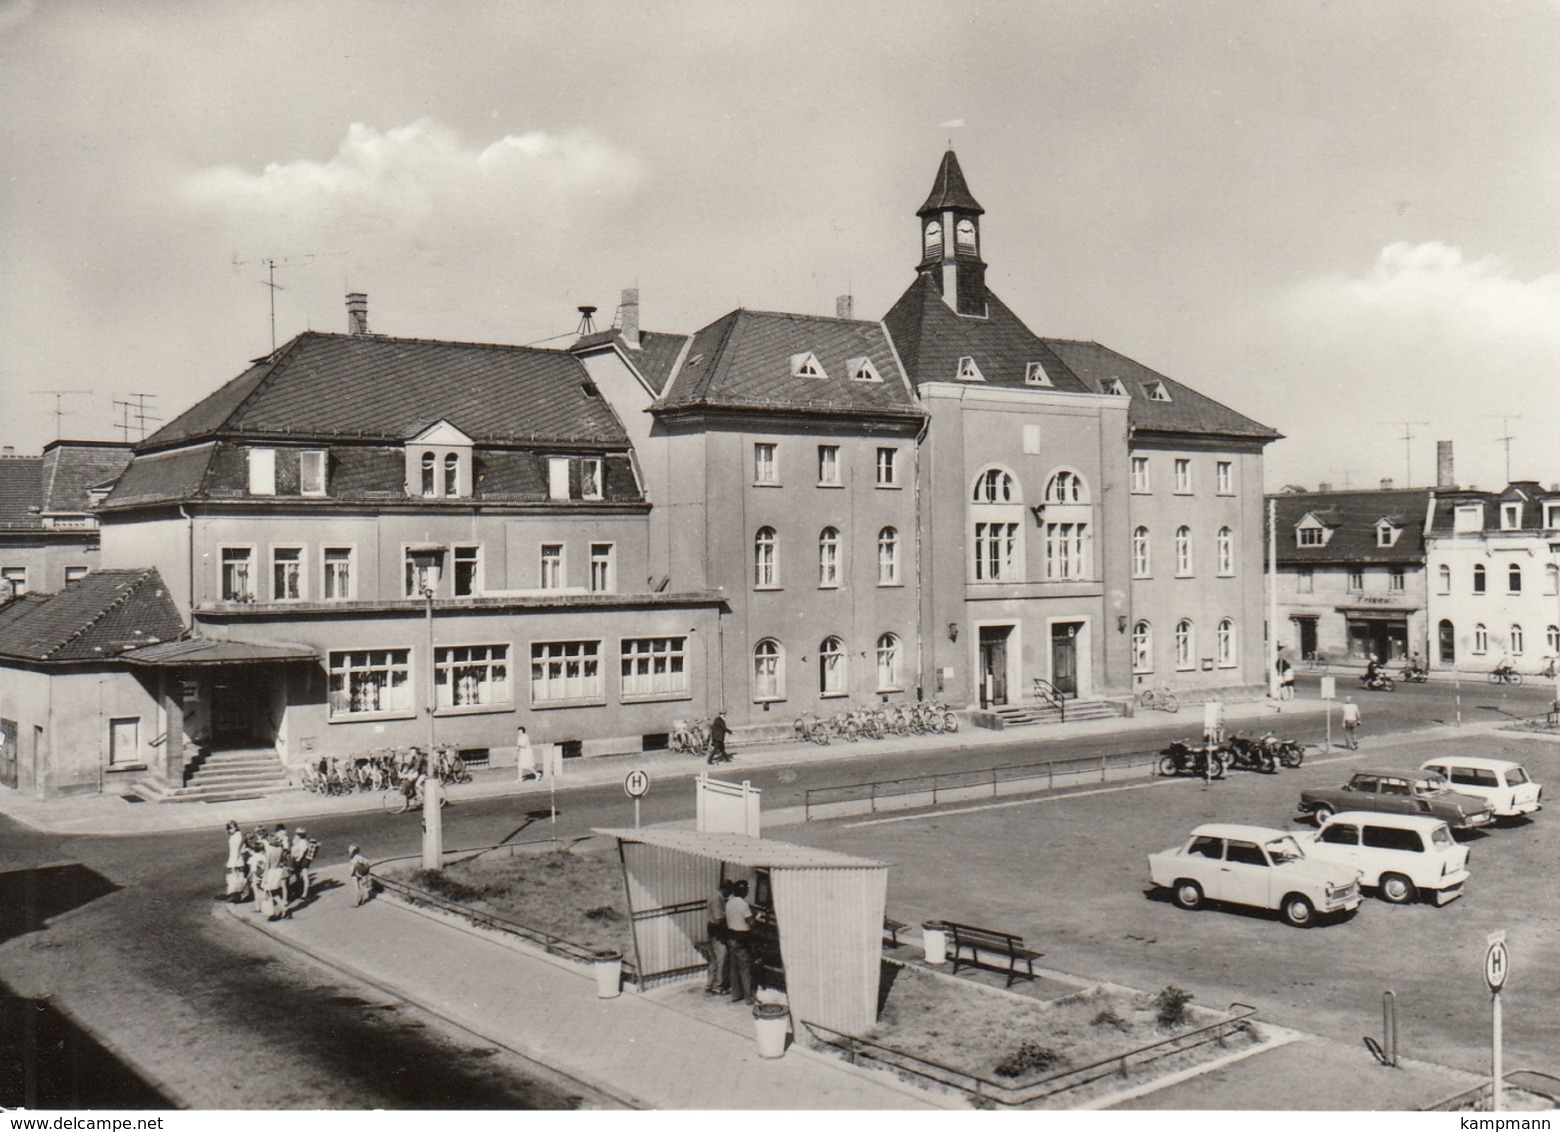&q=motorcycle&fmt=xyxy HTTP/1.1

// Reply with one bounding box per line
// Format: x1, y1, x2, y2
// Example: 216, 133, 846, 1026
1271, 737, 1307, 768
1223, 732, 1279, 774
1157, 740, 1228, 779
1359, 671, 1396, 692
1398, 663, 1429, 683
